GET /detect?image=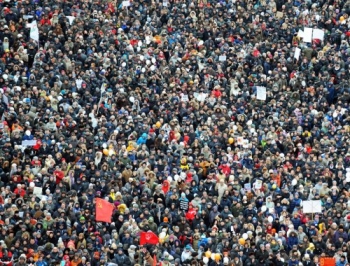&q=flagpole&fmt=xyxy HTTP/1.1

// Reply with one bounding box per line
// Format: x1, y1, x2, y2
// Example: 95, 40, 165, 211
97, 83, 106, 115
